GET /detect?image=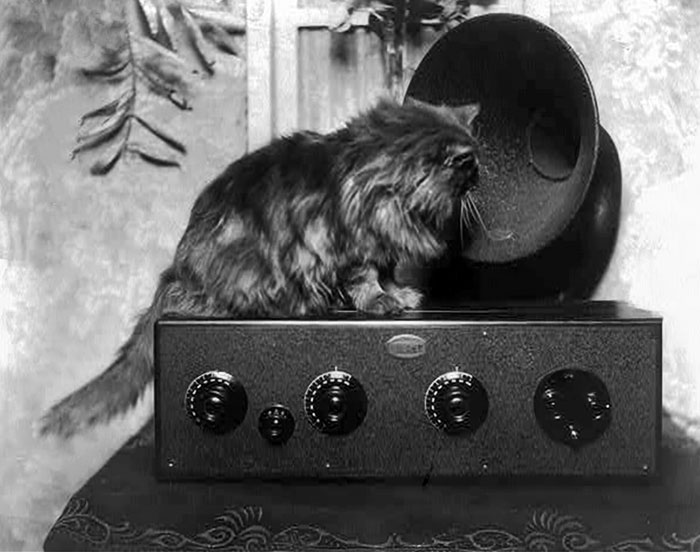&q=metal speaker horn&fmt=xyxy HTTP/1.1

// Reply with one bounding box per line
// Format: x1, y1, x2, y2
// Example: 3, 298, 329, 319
403, 14, 621, 302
